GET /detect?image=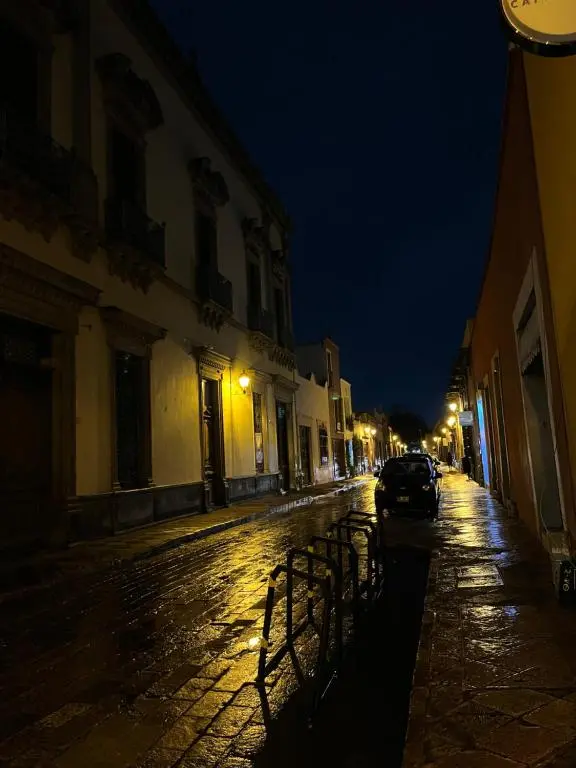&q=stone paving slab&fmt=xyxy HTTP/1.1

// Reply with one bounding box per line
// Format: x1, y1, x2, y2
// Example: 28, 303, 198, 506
0, 476, 368, 604
402, 474, 576, 768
